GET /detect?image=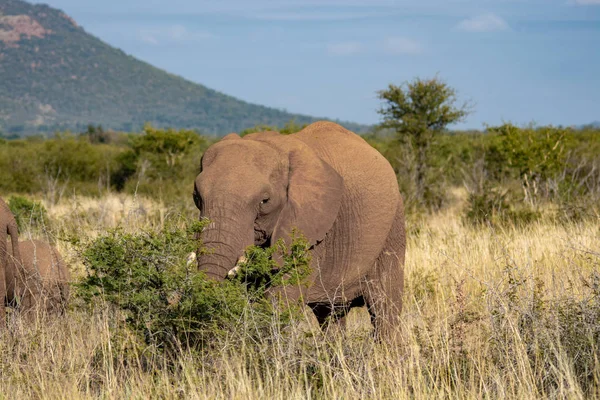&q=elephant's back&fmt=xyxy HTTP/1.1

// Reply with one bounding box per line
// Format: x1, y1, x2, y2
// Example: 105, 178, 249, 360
295, 121, 399, 201
18, 240, 68, 283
